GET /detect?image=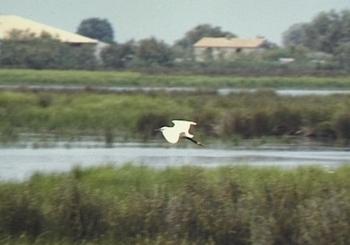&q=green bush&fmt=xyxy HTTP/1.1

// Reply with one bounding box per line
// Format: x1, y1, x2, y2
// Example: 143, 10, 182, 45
0, 33, 97, 70
270, 107, 302, 135
136, 112, 169, 141
333, 112, 350, 139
